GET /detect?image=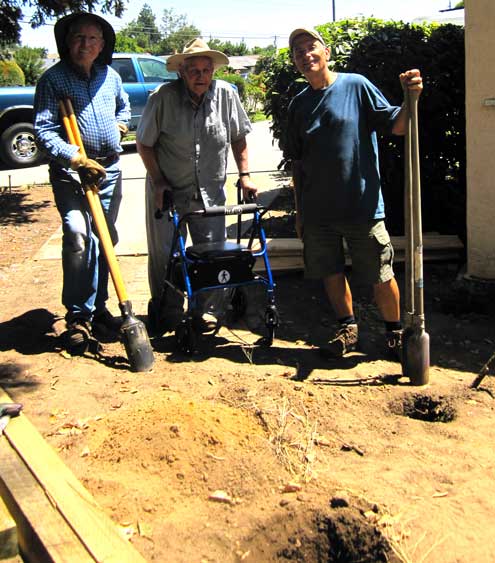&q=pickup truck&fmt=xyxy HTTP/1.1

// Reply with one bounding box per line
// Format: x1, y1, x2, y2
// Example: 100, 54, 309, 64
0, 53, 177, 168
